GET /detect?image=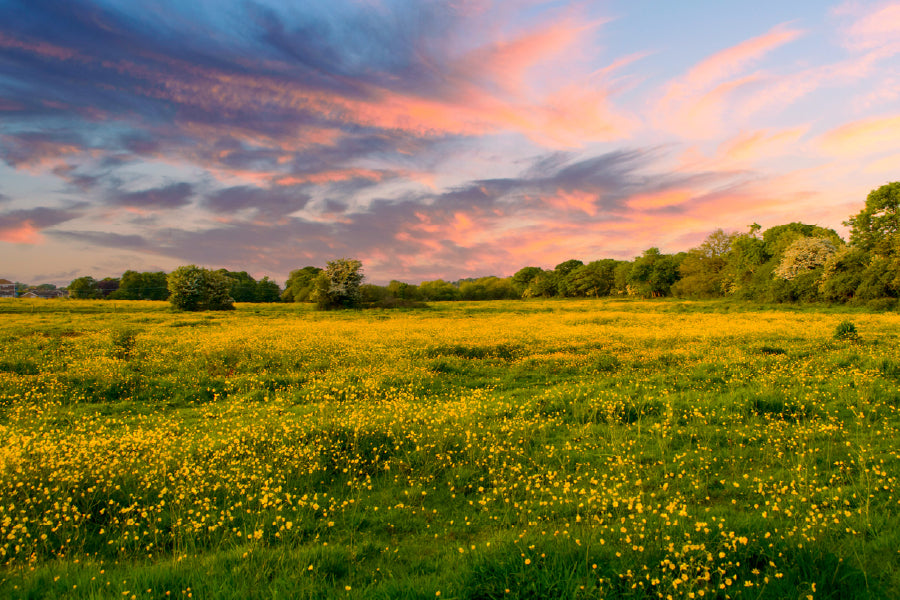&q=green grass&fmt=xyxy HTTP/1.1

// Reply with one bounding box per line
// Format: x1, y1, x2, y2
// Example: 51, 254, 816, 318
0, 297, 899, 598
